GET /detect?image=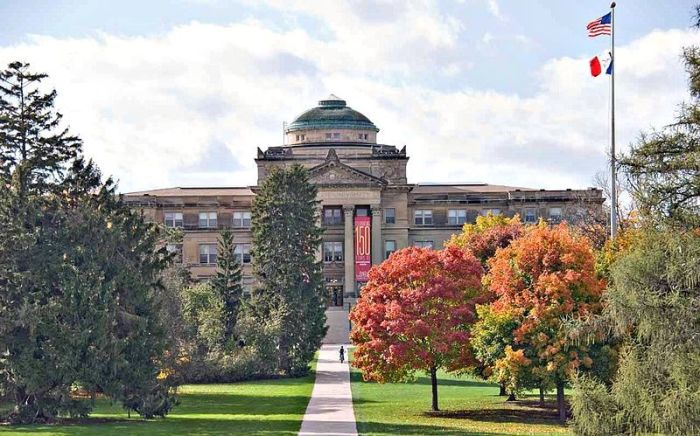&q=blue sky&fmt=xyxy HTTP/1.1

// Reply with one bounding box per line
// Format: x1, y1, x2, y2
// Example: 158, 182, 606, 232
0, 0, 697, 192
